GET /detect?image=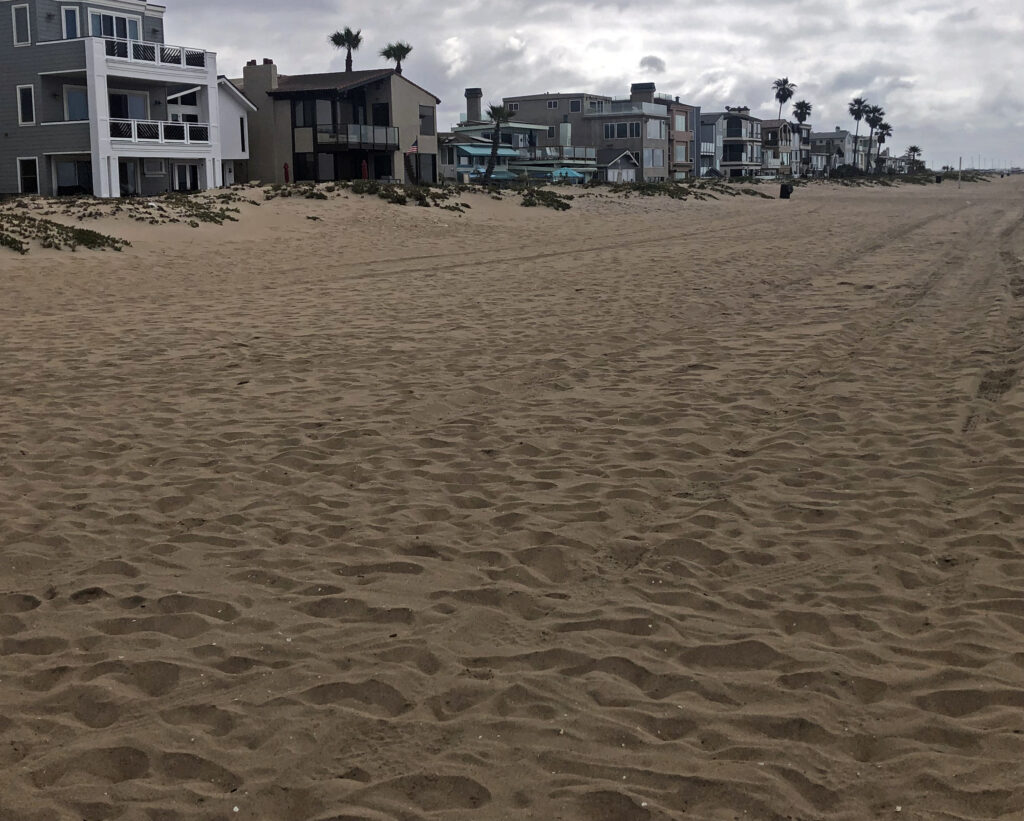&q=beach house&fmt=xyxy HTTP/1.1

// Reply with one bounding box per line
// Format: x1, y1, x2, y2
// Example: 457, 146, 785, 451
655, 94, 699, 180
0, 0, 237, 196
701, 107, 762, 178
502, 83, 671, 181
235, 59, 440, 185
760, 119, 794, 178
